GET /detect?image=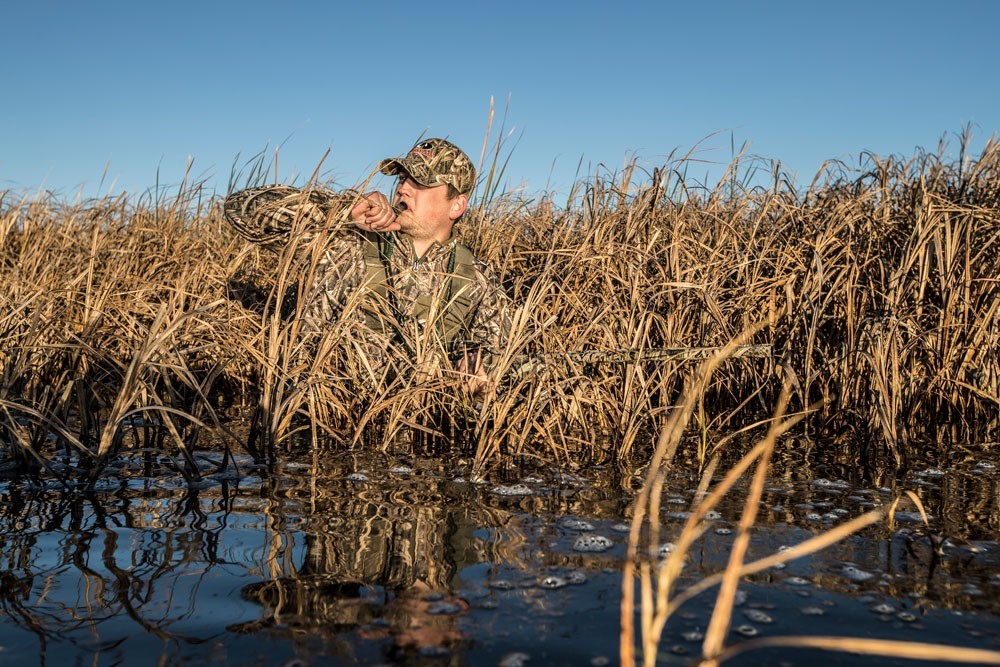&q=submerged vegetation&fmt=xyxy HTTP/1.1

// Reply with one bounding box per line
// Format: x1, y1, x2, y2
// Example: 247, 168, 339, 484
0, 131, 998, 665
